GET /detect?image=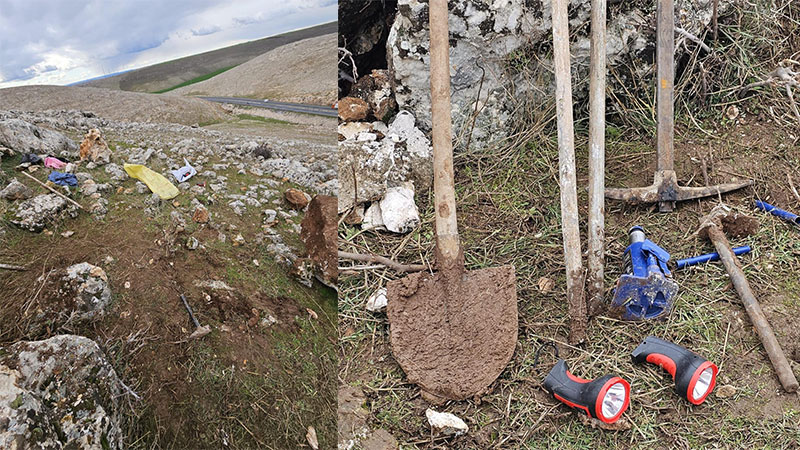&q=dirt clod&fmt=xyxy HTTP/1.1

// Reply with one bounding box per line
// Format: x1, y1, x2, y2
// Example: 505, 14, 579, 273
300, 195, 337, 284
